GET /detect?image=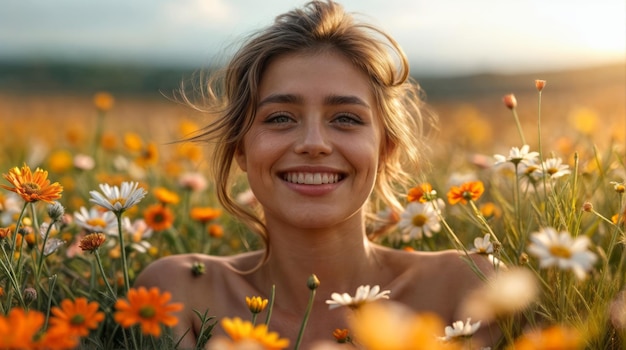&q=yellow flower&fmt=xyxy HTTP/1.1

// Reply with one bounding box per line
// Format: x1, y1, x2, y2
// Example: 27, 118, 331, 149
47, 149, 73, 173
136, 142, 159, 167
153, 187, 180, 205
246, 296, 269, 314
124, 132, 144, 152
93, 92, 114, 112
221, 317, 289, 350
1, 164, 63, 203
508, 325, 581, 350
190, 207, 222, 223
569, 107, 598, 135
